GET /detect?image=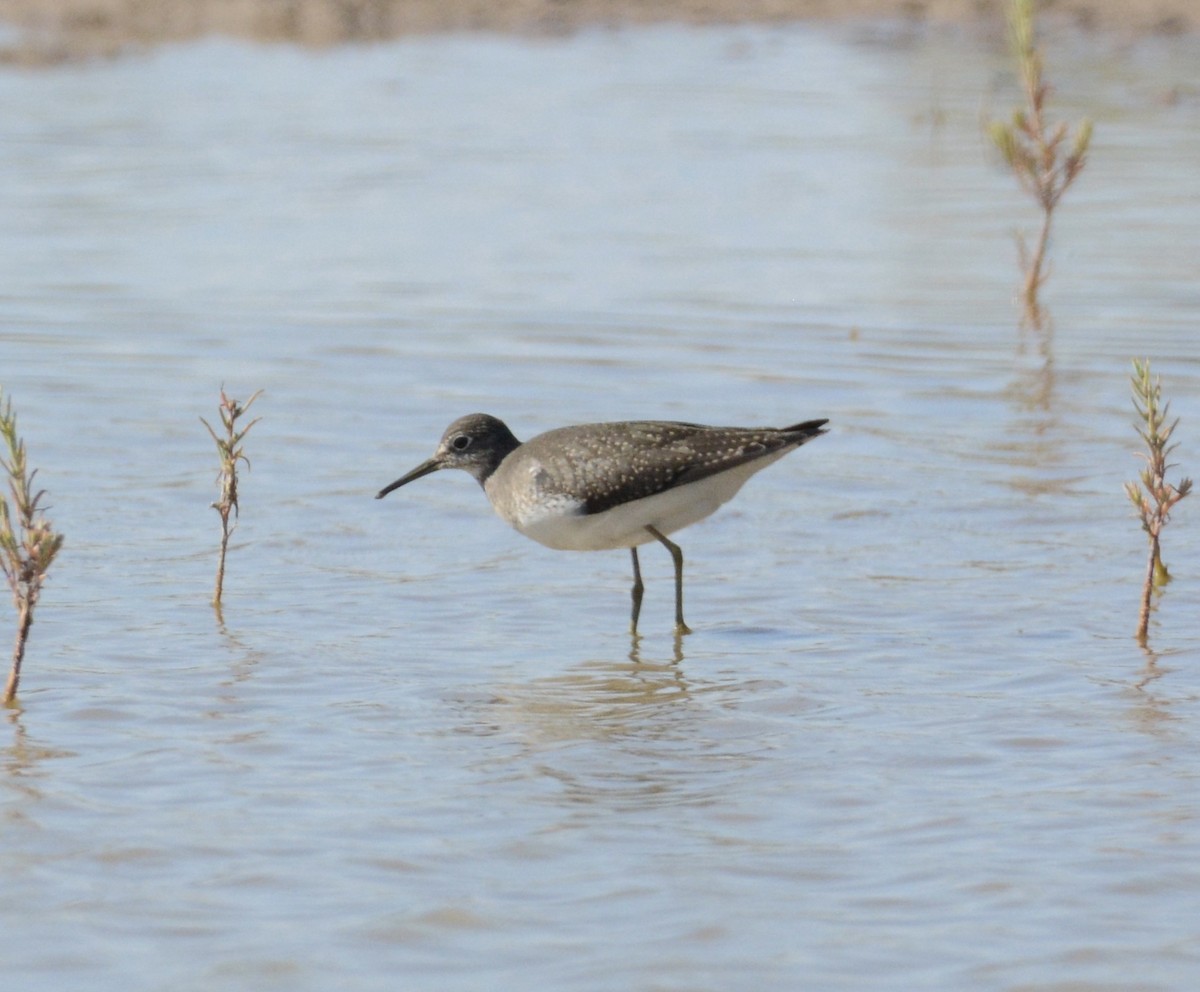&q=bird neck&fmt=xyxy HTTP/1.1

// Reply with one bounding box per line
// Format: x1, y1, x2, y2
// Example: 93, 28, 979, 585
472, 431, 522, 488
